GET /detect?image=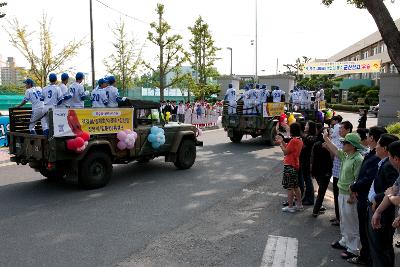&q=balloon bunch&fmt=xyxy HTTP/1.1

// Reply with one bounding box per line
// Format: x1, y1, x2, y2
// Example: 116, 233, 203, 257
279, 113, 287, 125
317, 111, 324, 123
287, 113, 296, 125
325, 109, 333, 120
117, 129, 138, 150
165, 112, 171, 121
147, 126, 166, 149
66, 131, 90, 153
